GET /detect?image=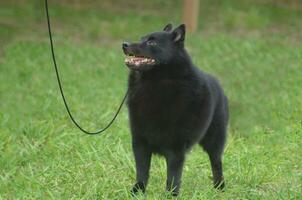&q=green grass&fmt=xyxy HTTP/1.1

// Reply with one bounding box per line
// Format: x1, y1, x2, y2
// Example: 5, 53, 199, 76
1, 0, 302, 199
